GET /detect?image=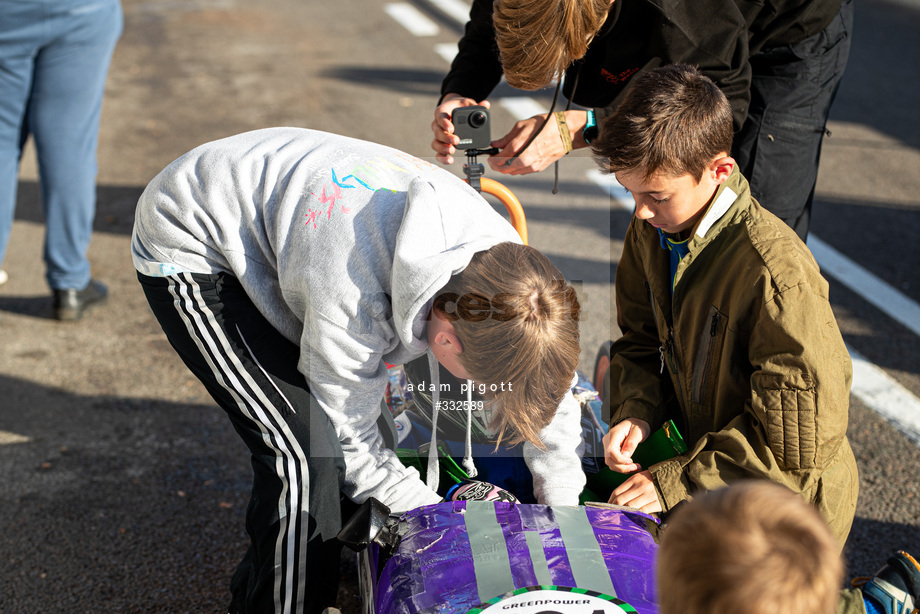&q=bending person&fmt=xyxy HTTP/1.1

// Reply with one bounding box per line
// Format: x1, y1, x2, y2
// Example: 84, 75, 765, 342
131, 128, 585, 614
